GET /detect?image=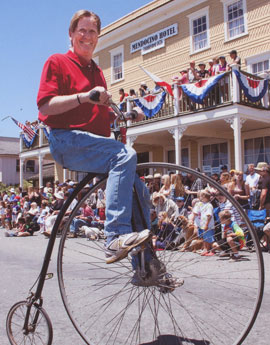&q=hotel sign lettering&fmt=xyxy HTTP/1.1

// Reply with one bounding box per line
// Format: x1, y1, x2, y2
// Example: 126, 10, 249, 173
130, 24, 178, 55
